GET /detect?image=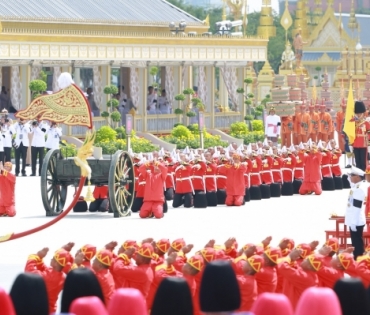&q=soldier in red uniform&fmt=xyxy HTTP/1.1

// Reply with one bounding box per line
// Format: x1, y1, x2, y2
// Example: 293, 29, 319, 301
131, 159, 146, 213
225, 153, 246, 206
164, 155, 175, 201
88, 185, 109, 212
255, 247, 281, 294
204, 152, 218, 206
151, 239, 170, 271
260, 152, 274, 185
243, 155, 252, 202
172, 155, 193, 208
191, 157, 207, 208
271, 153, 283, 184
281, 150, 296, 196
249, 152, 262, 200
299, 145, 323, 195
352, 101, 370, 171
330, 143, 343, 189
293, 147, 305, 194
139, 160, 167, 218
320, 144, 335, 191
111, 243, 154, 301
25, 246, 73, 313
0, 162, 16, 216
